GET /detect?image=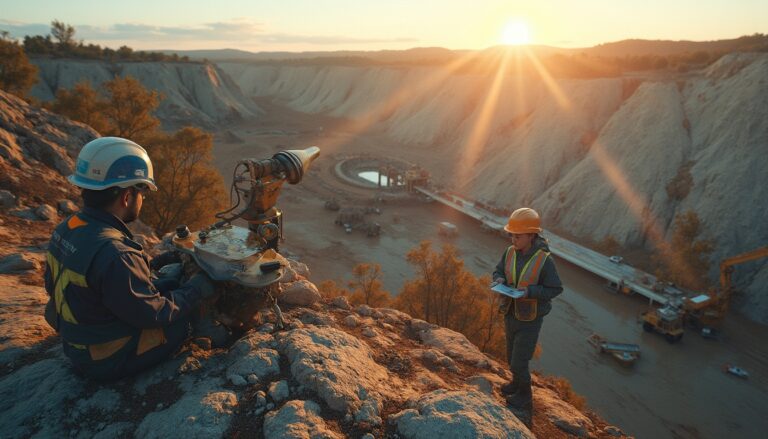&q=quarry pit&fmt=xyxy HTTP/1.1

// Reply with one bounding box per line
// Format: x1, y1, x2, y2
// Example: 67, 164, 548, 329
210, 98, 768, 439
